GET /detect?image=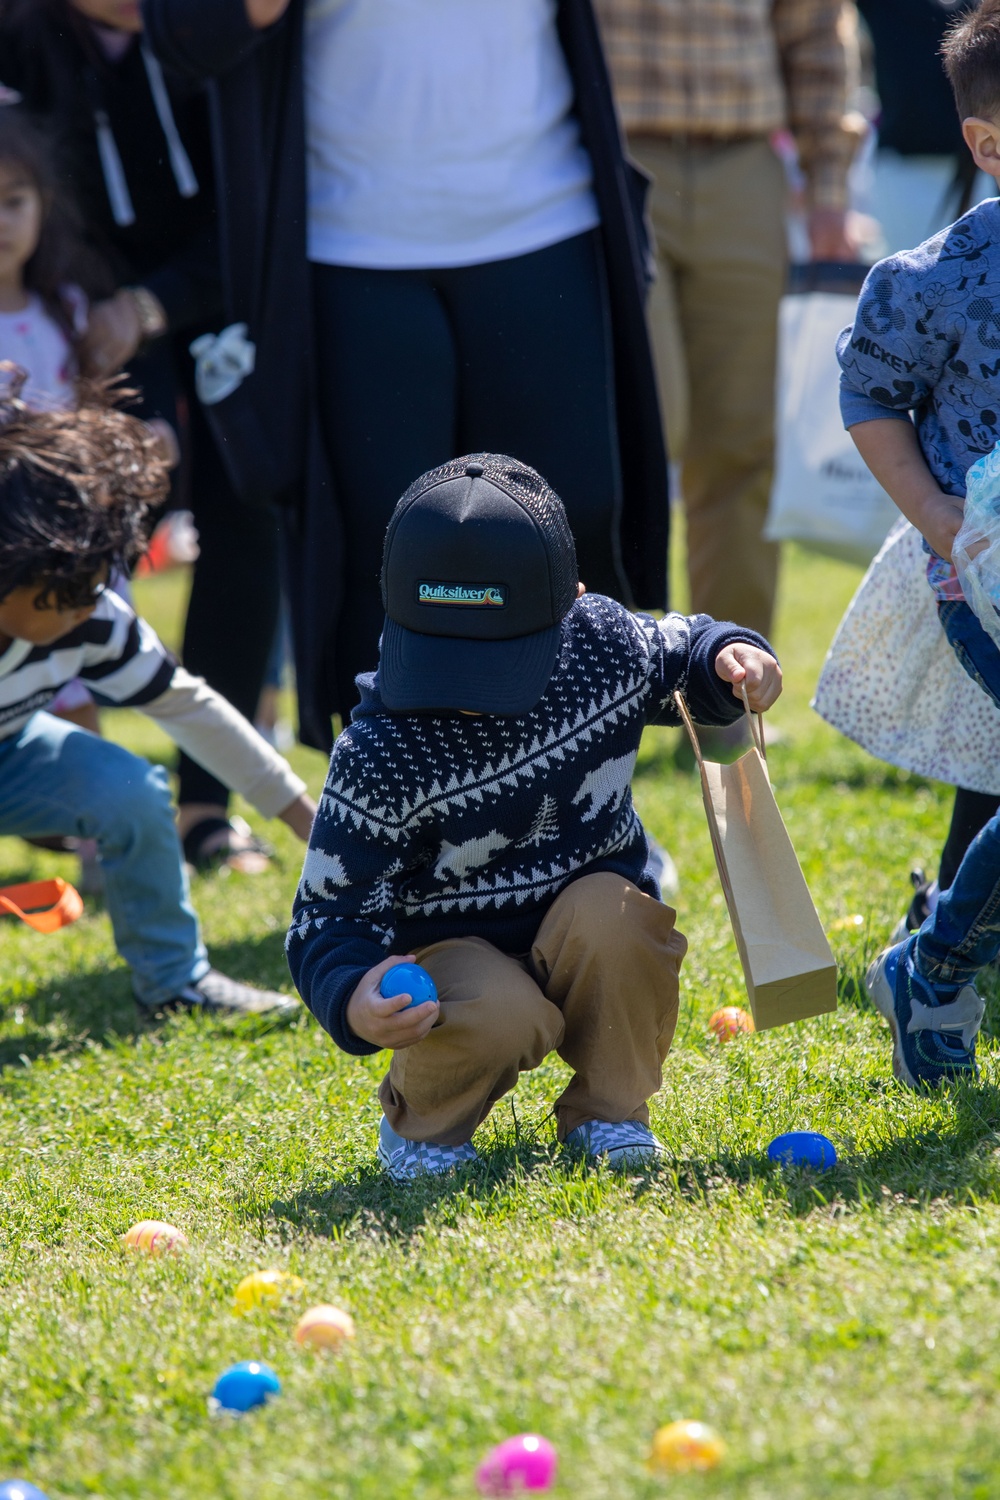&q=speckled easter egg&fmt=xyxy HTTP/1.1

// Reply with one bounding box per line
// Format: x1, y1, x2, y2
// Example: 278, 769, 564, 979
122, 1220, 188, 1254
